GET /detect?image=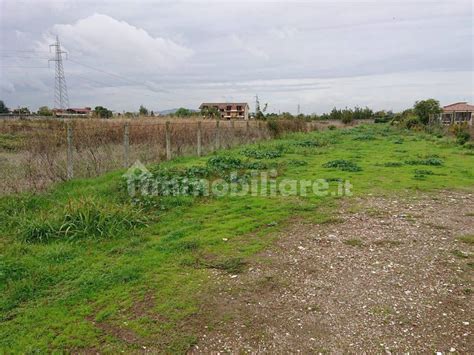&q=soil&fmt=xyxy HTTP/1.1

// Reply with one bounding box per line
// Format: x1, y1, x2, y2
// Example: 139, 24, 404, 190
190, 190, 474, 353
